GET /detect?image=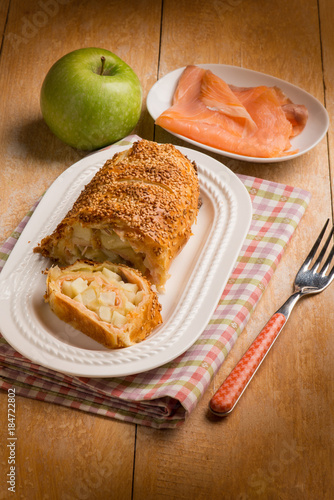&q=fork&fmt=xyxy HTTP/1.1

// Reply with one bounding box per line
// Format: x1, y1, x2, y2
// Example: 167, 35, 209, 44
209, 219, 334, 417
